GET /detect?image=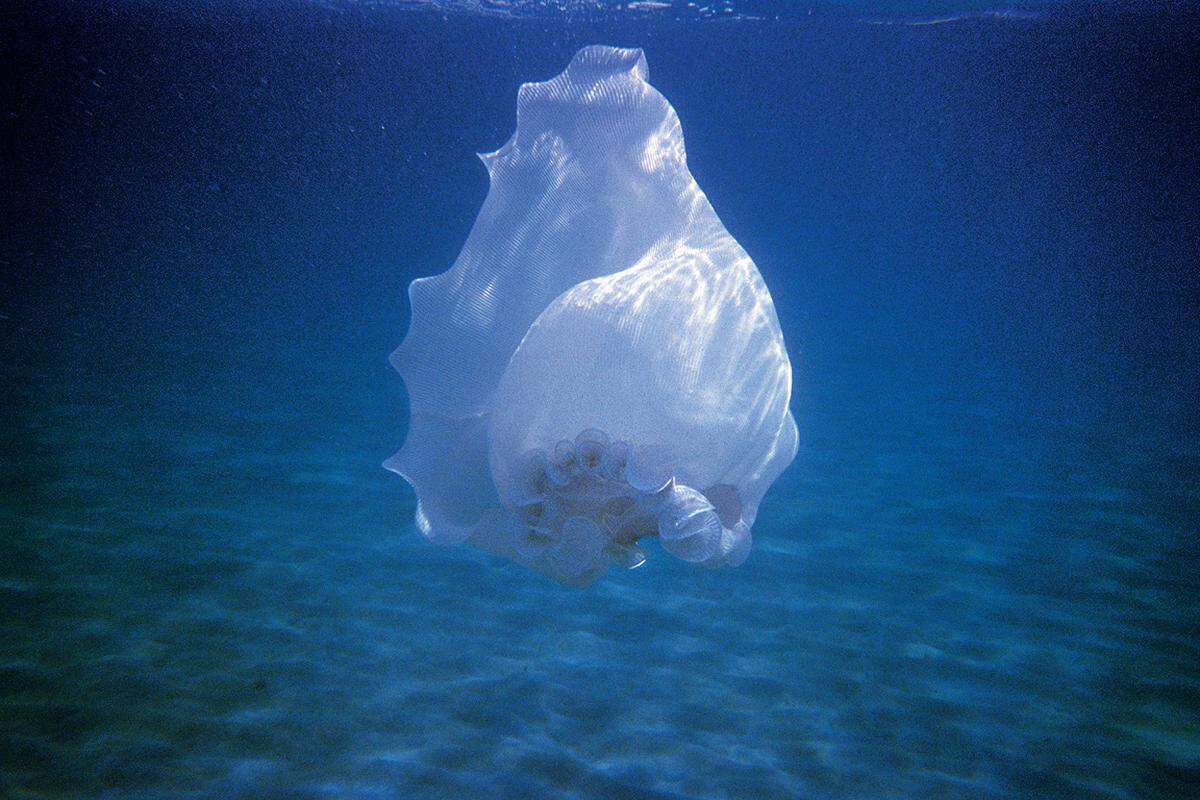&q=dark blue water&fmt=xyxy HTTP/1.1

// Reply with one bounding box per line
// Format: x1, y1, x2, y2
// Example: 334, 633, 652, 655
3, 2, 1198, 798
